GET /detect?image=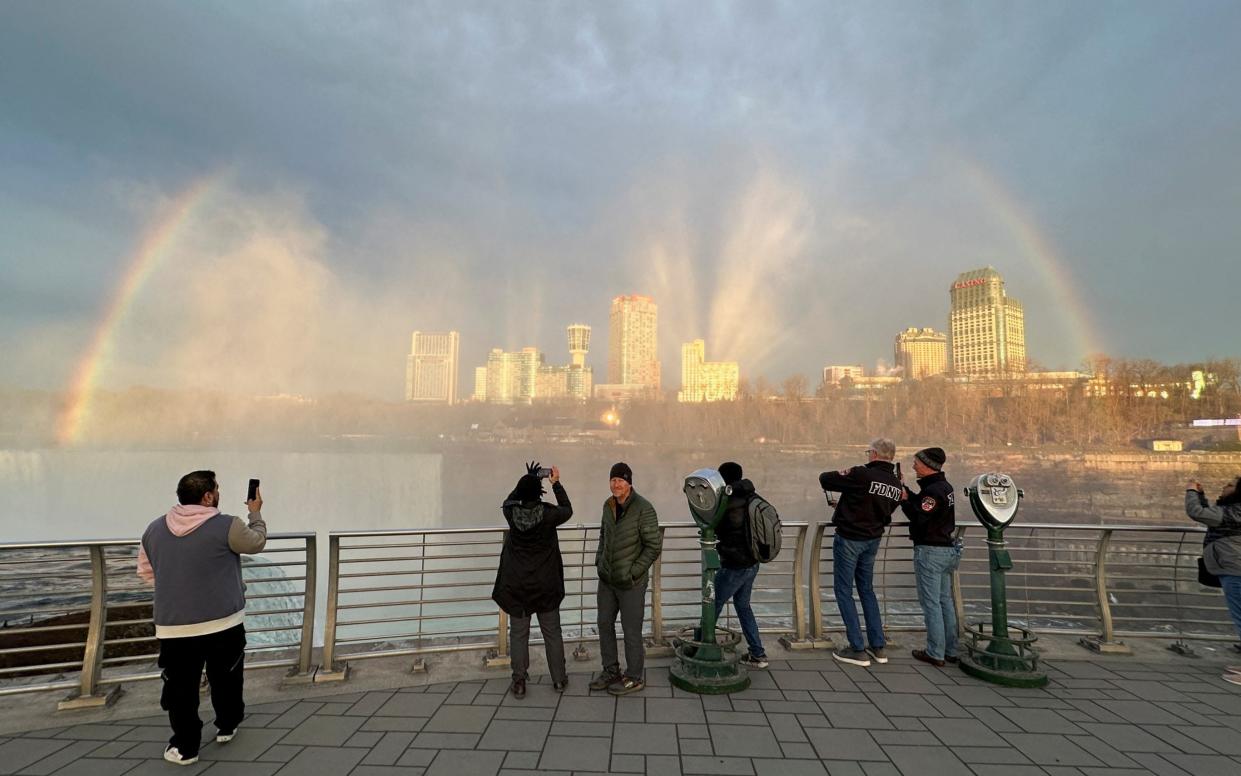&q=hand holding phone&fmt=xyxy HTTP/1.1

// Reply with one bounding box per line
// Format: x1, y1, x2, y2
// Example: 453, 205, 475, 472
247, 478, 262, 514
